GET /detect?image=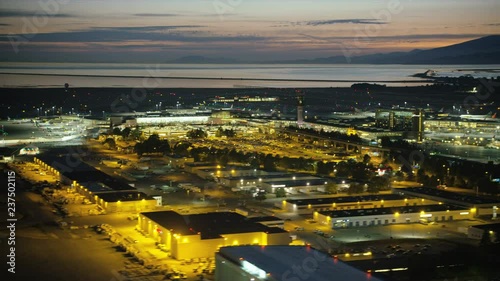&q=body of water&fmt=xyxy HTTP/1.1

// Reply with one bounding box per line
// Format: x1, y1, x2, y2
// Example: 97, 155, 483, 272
0, 63, 499, 88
